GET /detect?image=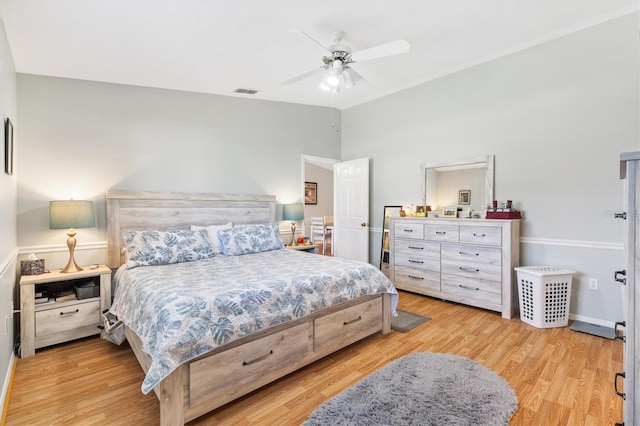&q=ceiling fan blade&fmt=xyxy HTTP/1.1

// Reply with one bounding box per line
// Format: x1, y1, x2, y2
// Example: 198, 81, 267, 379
350, 39, 410, 63
287, 30, 332, 54
343, 67, 370, 88
282, 66, 325, 85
